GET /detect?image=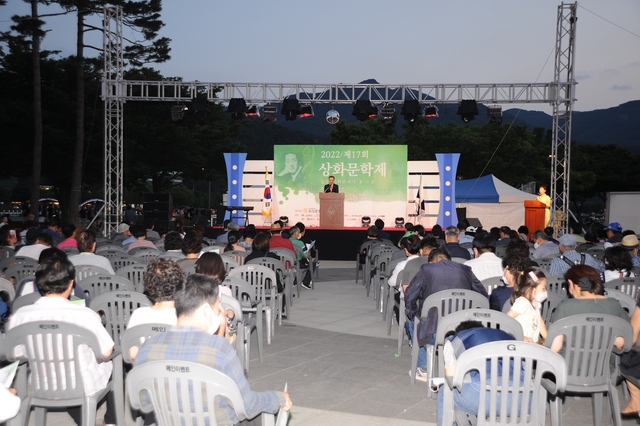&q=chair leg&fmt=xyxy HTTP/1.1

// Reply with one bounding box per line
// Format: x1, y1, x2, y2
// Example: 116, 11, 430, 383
609, 382, 623, 426
592, 392, 603, 426
82, 398, 98, 426
410, 321, 419, 385
35, 407, 46, 426
548, 393, 563, 426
